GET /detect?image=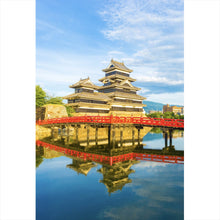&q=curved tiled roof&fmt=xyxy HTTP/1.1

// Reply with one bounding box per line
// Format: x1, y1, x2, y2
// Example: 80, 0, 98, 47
106, 92, 146, 100
98, 82, 141, 91
69, 77, 100, 89
99, 74, 136, 82
63, 92, 111, 101
102, 59, 133, 73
